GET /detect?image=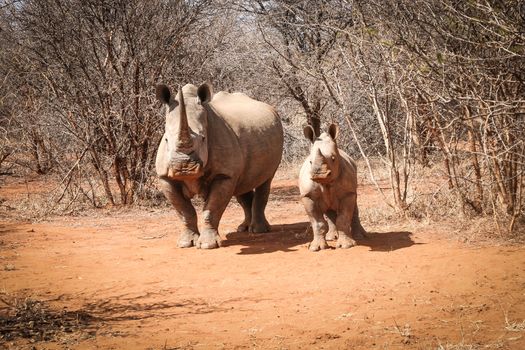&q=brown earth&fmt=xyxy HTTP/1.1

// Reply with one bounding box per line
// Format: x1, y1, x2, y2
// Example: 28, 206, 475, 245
1, 172, 525, 350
